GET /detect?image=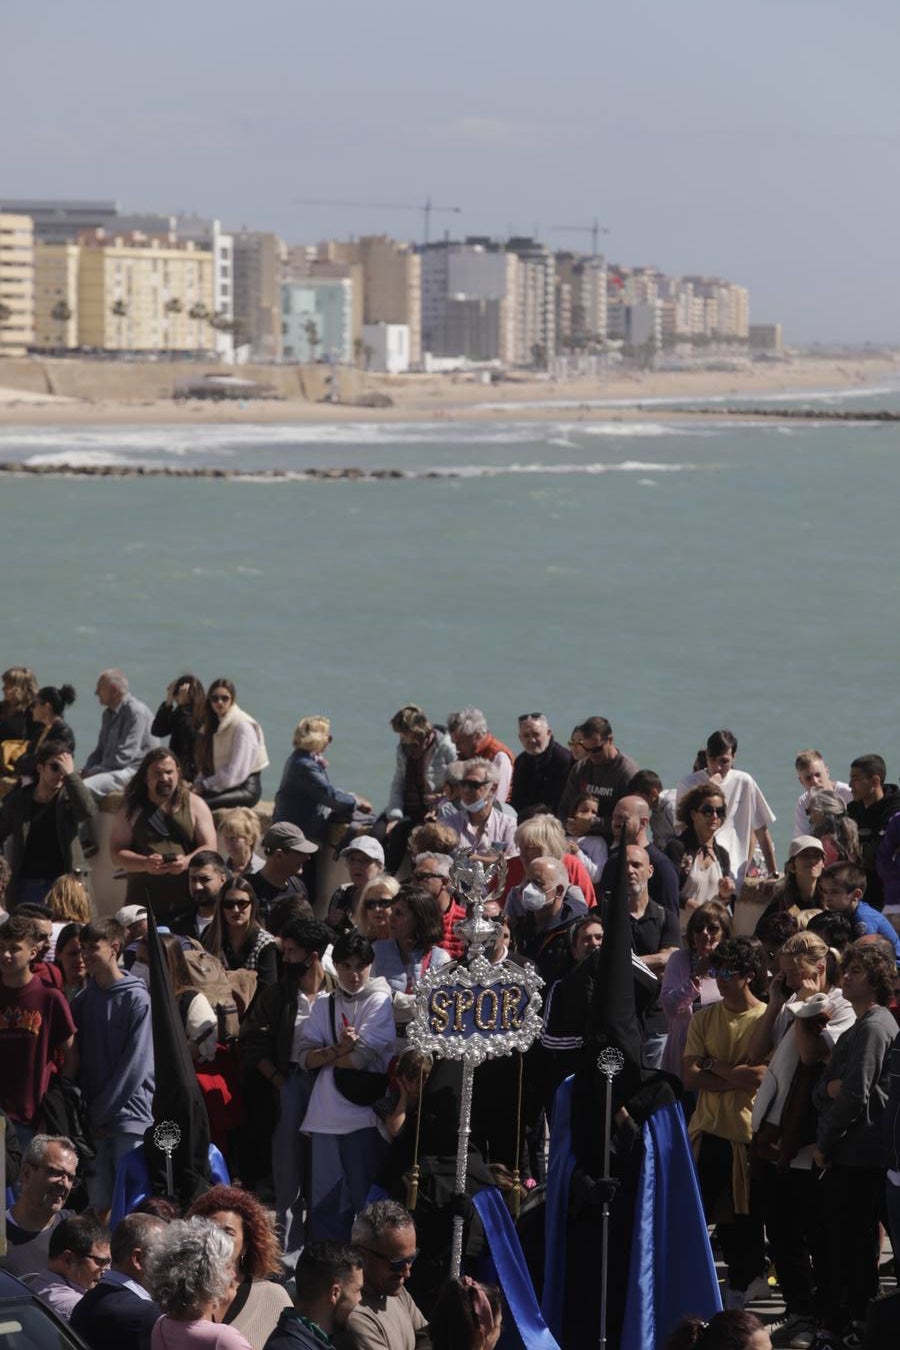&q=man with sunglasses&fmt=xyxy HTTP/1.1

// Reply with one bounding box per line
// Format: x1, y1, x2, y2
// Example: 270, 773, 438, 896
24, 1214, 111, 1321
240, 918, 335, 1263
0, 739, 97, 905
557, 715, 639, 842
443, 759, 517, 863
510, 712, 573, 816
344, 1200, 428, 1350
